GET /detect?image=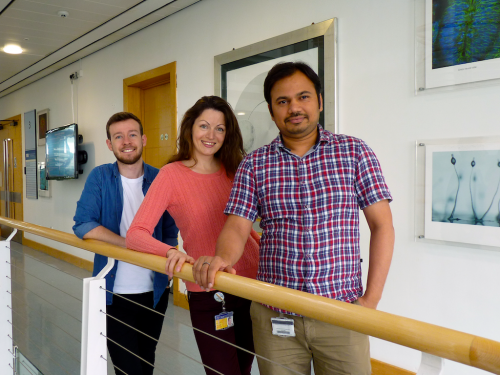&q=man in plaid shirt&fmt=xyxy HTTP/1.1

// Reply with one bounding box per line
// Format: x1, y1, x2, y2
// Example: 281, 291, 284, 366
194, 62, 394, 375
